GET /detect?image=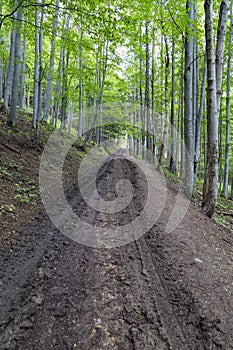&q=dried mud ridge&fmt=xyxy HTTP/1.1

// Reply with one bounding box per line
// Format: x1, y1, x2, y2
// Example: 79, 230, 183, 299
0, 154, 232, 349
